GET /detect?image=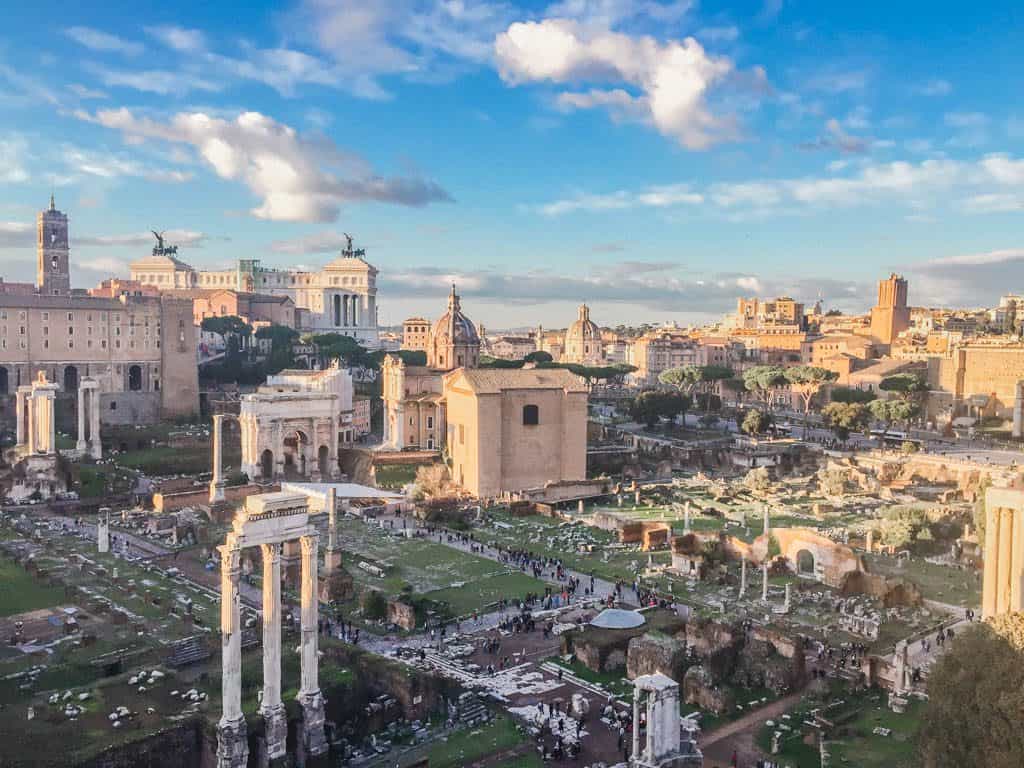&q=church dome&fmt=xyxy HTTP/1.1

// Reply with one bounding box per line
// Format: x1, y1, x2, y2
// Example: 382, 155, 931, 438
428, 285, 480, 370
564, 304, 604, 364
